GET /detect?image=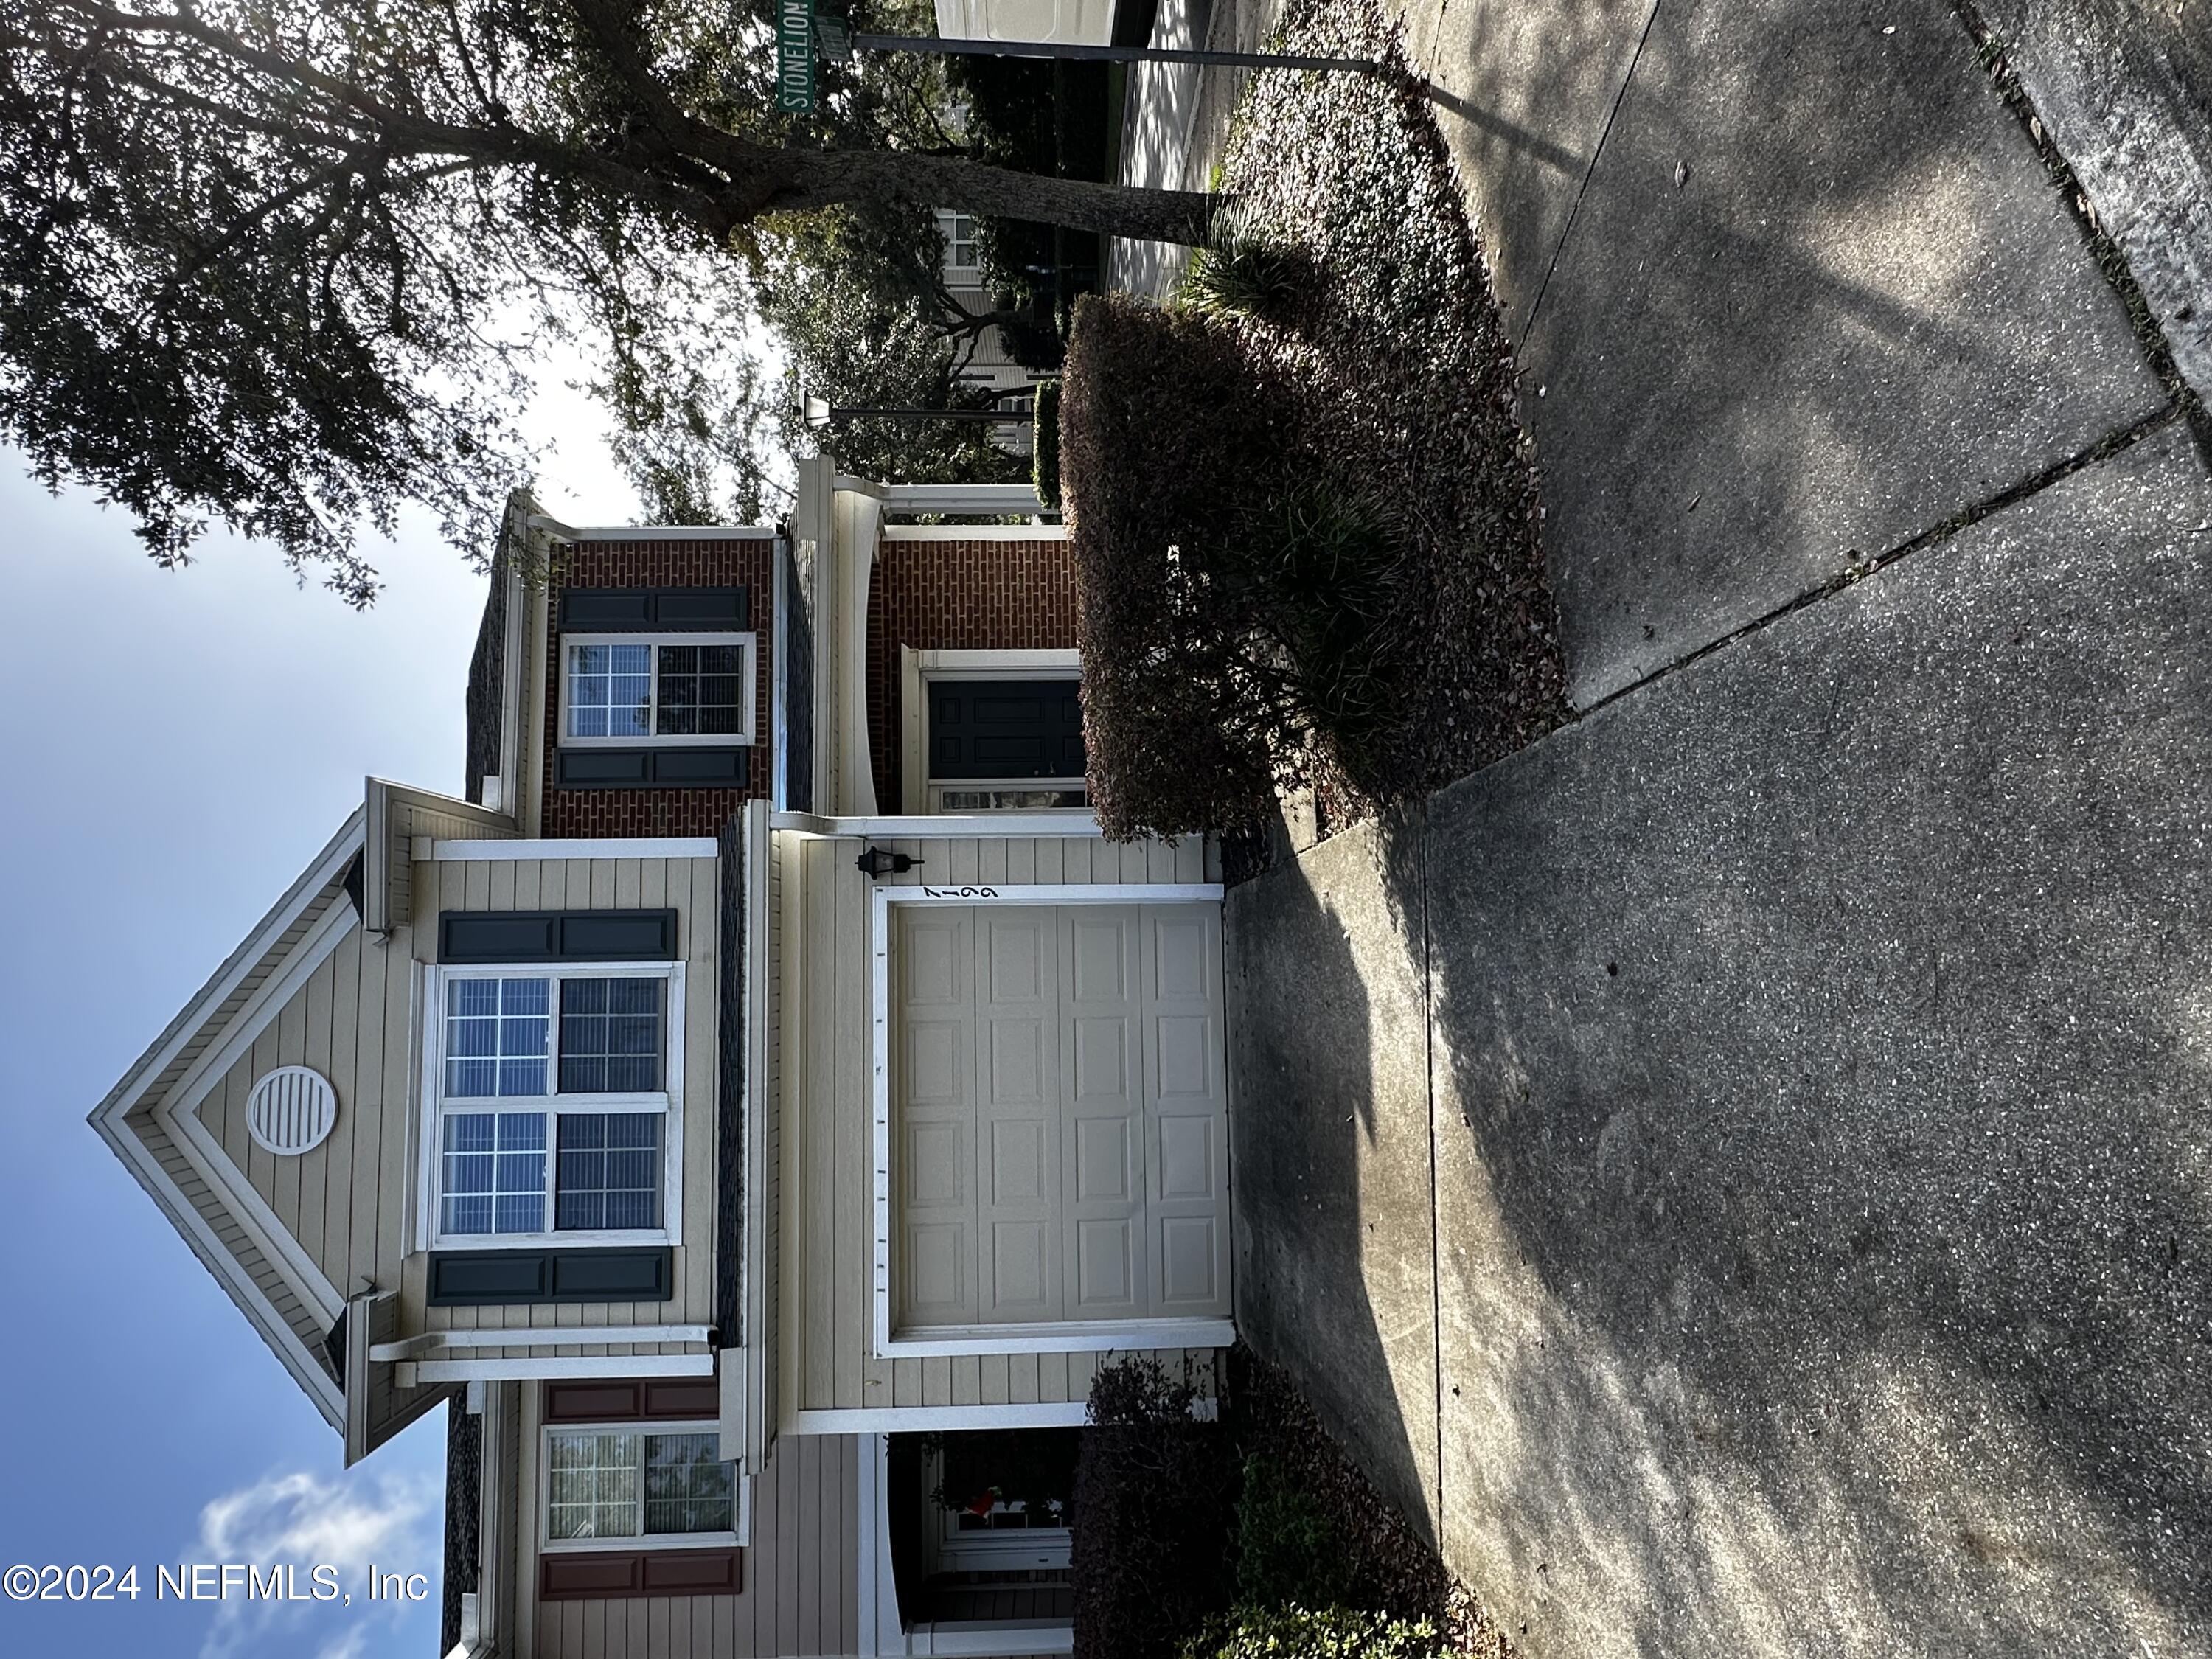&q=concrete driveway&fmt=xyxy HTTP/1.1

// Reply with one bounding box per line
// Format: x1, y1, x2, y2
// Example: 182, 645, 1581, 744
1214, 0, 2212, 1653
